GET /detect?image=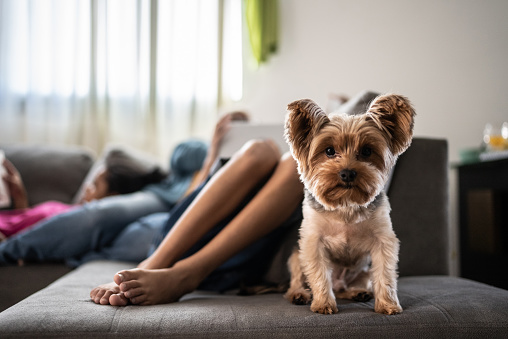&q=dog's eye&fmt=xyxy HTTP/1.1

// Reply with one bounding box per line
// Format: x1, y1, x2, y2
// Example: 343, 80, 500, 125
360, 146, 372, 157
325, 147, 336, 157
